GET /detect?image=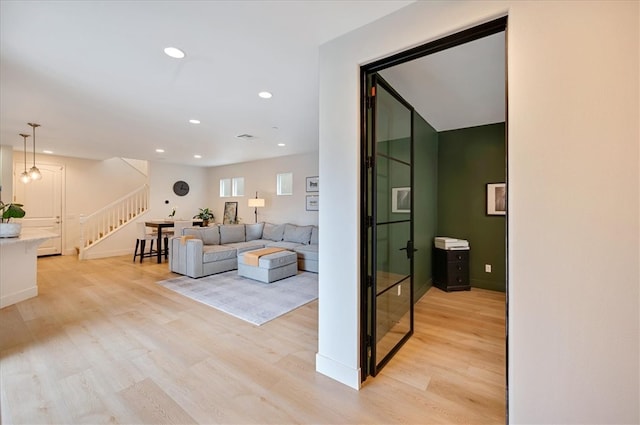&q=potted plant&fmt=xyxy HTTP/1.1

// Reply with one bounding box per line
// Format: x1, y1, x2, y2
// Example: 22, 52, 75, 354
0, 201, 26, 238
193, 207, 214, 226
